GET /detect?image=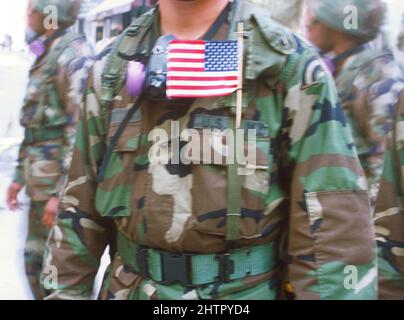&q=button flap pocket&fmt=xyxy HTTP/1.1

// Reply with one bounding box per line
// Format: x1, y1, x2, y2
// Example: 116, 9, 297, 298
108, 107, 142, 152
